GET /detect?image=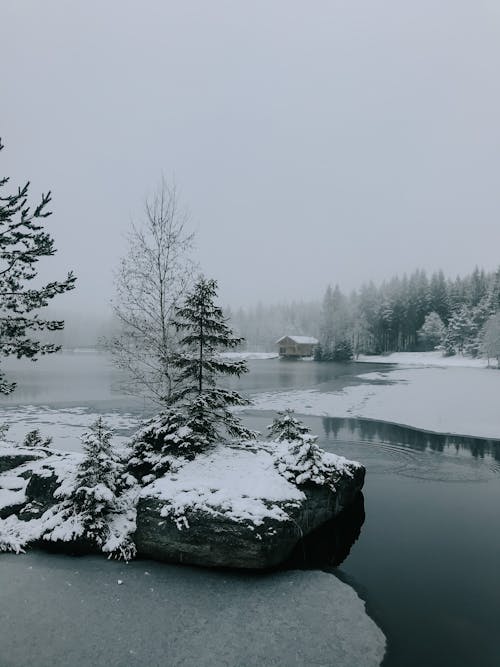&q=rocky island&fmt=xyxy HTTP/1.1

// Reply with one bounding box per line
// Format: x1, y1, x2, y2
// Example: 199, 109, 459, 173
0, 425, 364, 569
